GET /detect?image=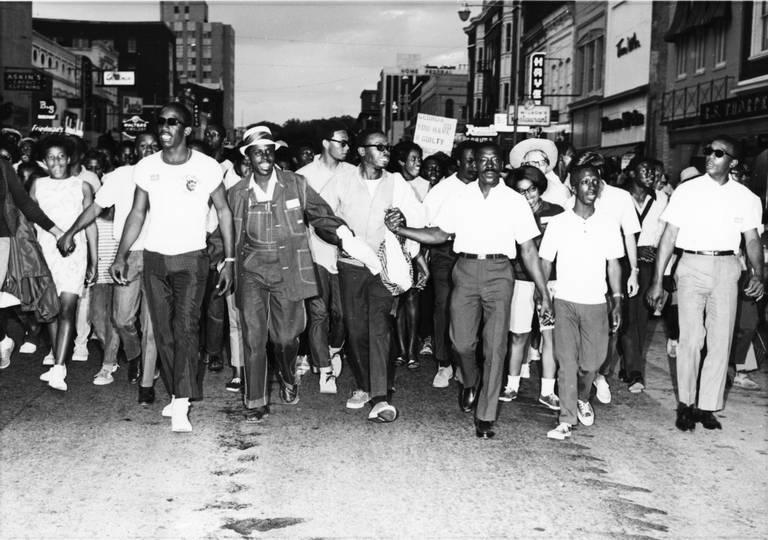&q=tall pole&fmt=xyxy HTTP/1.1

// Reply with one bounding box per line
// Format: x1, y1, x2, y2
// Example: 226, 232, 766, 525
512, 0, 521, 145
